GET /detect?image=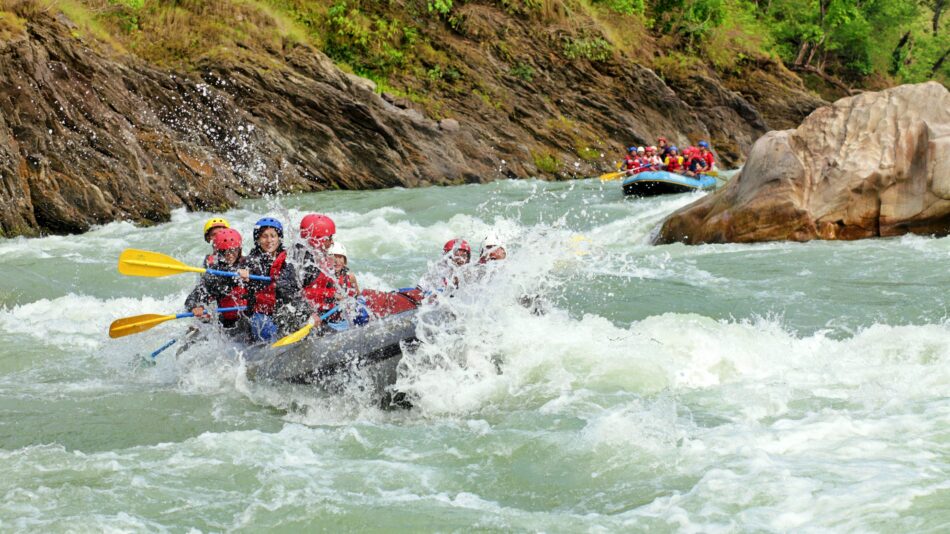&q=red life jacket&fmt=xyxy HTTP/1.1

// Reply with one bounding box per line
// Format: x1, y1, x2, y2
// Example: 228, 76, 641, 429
206, 254, 247, 320
253, 251, 287, 315
219, 285, 247, 321
665, 156, 684, 172
624, 155, 638, 171
303, 259, 336, 312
